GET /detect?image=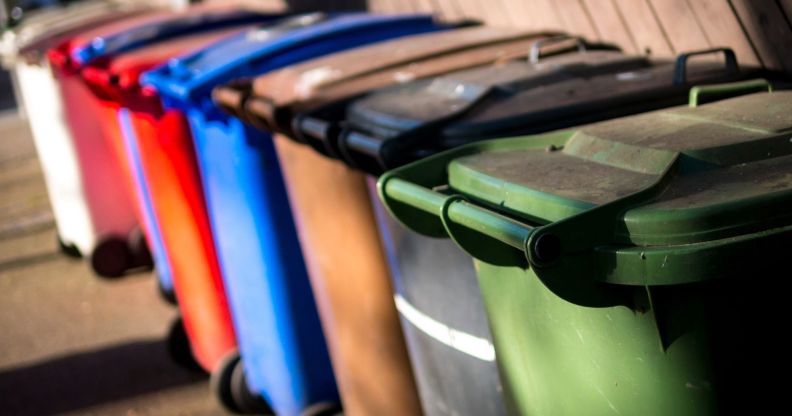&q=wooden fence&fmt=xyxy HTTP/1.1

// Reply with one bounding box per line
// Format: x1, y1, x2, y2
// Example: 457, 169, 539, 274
228, 0, 792, 73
